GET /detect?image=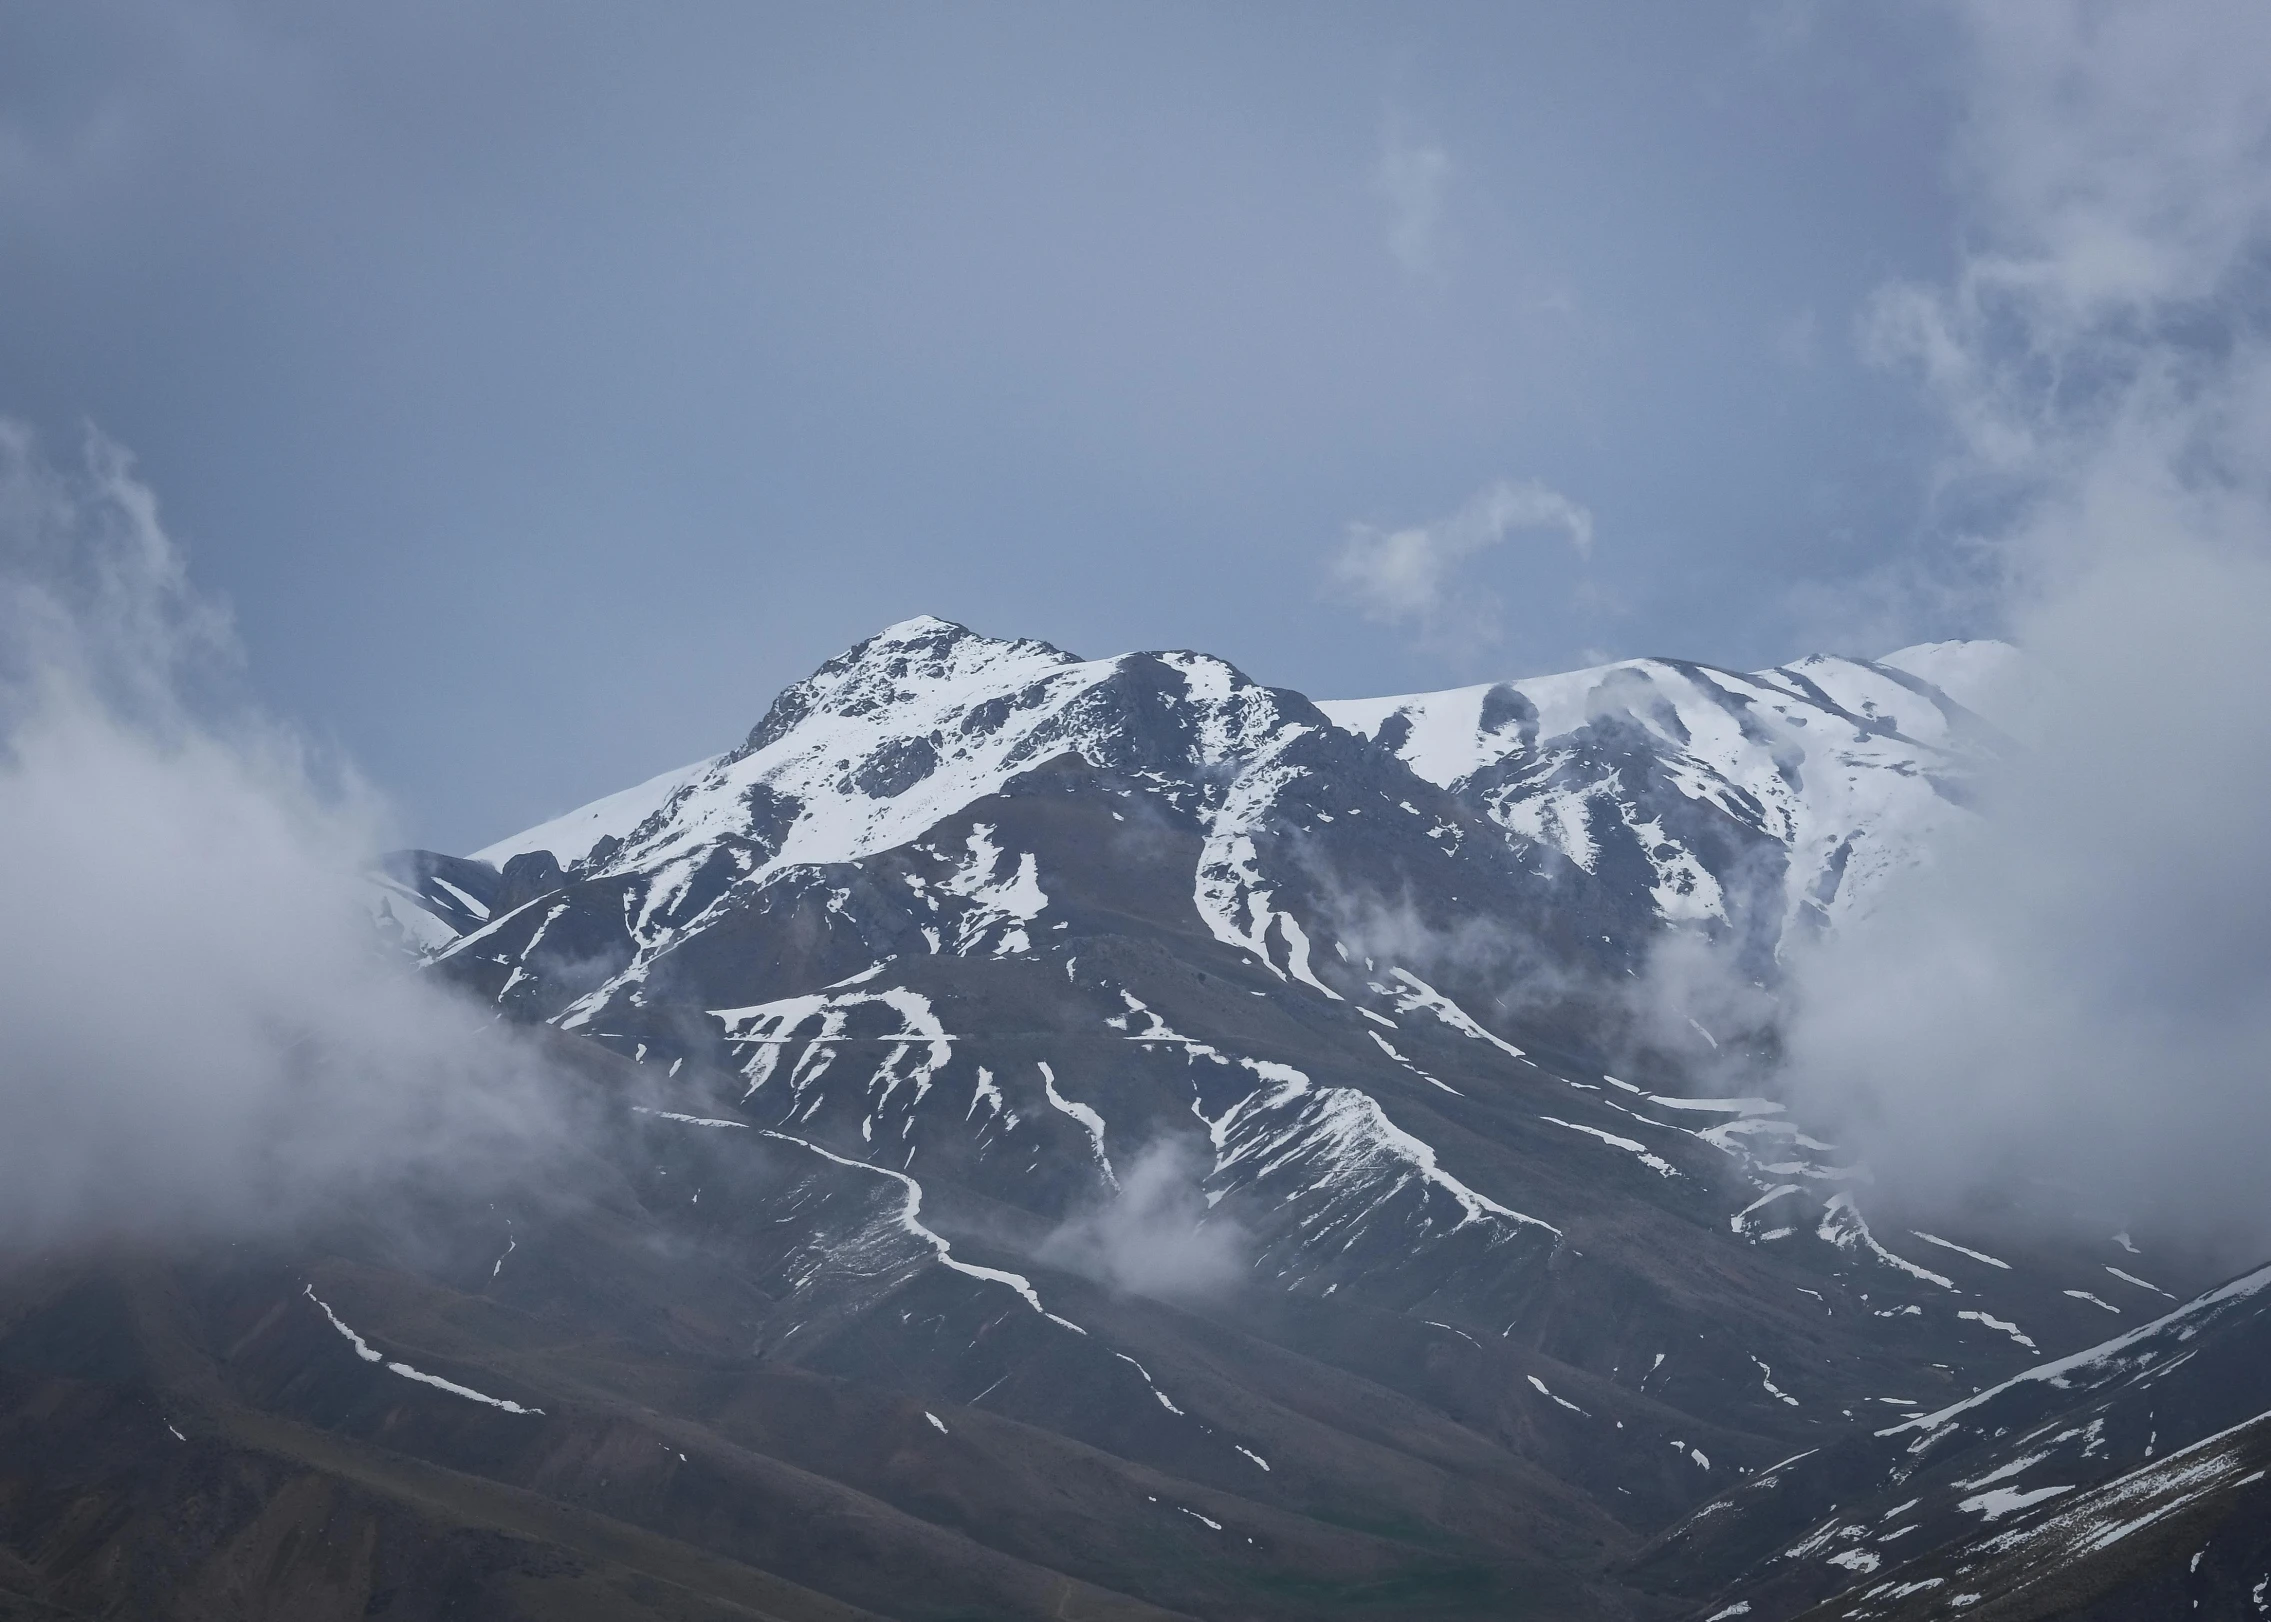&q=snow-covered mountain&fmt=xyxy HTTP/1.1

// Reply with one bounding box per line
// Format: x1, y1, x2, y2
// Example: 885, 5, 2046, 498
1320, 640, 2026, 965
398, 619, 2026, 1013
23, 615, 2254, 1622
